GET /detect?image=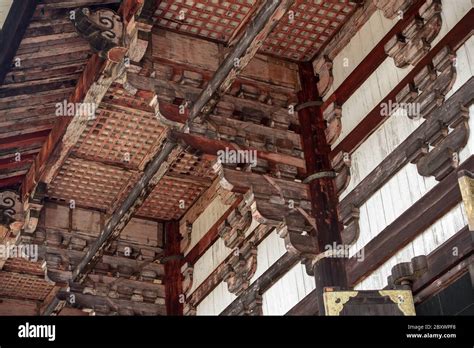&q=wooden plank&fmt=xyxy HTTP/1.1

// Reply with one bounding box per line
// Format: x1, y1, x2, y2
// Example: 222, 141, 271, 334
338, 77, 474, 224
321, 0, 426, 110
0, 0, 37, 84
330, 8, 474, 160
285, 225, 473, 316
71, 0, 294, 285
184, 197, 242, 266
347, 156, 474, 286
